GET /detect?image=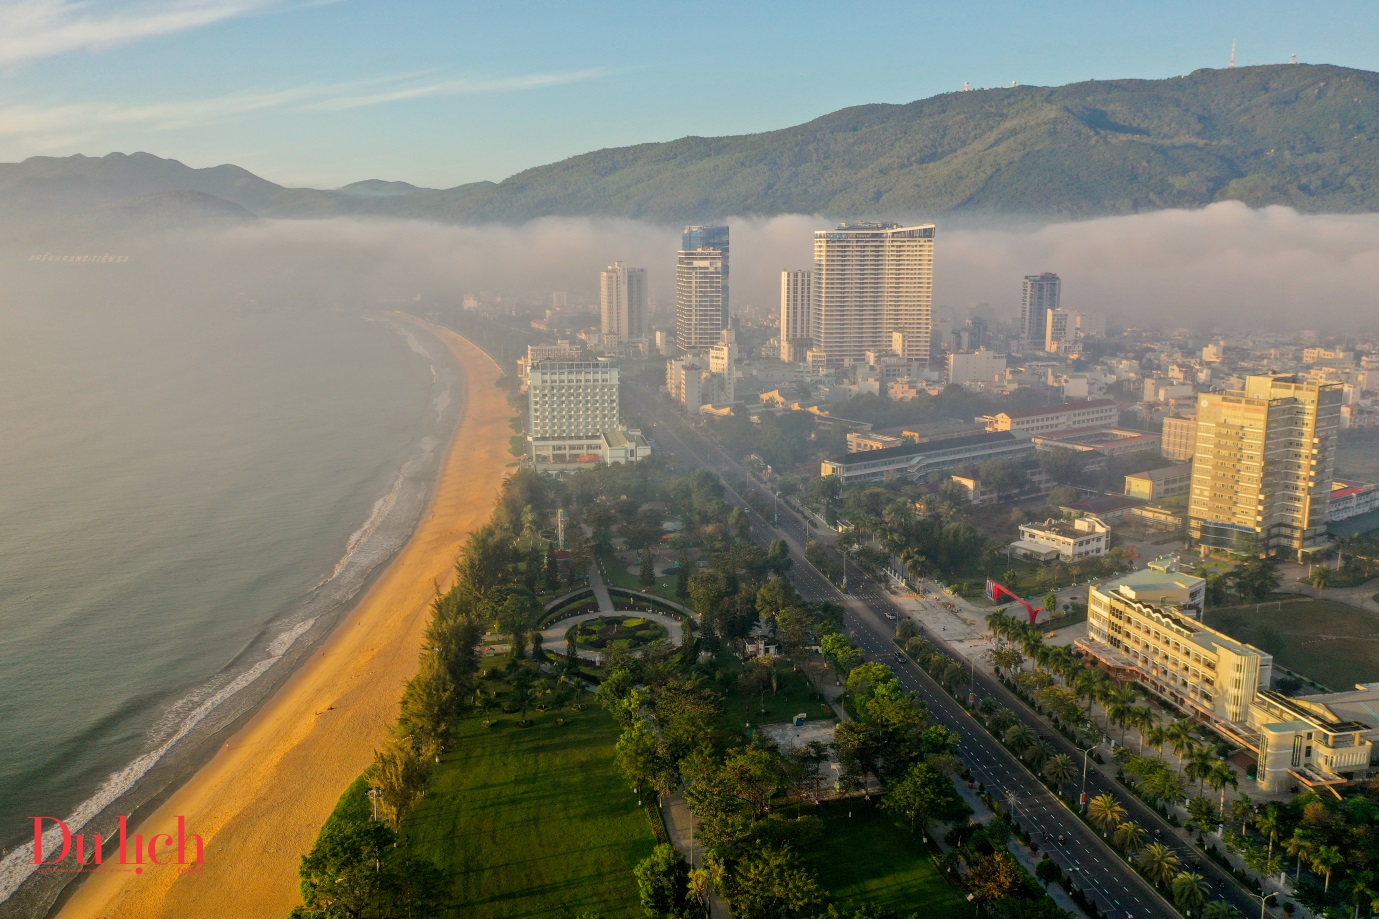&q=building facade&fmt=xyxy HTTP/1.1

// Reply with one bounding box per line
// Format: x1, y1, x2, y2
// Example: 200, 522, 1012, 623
1188, 374, 1343, 557
820, 431, 1035, 483
779, 269, 812, 362
599, 261, 646, 349
1012, 515, 1110, 562
1044, 308, 1073, 354
1124, 464, 1193, 501
675, 226, 729, 352
527, 358, 624, 466
983, 399, 1119, 435
1161, 415, 1198, 461
1020, 272, 1060, 348
809, 223, 935, 366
